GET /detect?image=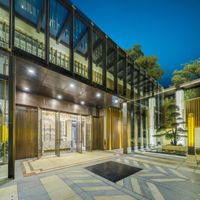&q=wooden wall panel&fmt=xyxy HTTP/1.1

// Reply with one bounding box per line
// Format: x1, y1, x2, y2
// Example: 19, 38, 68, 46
92, 117, 104, 150
185, 98, 200, 127
105, 108, 123, 150
15, 106, 38, 159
